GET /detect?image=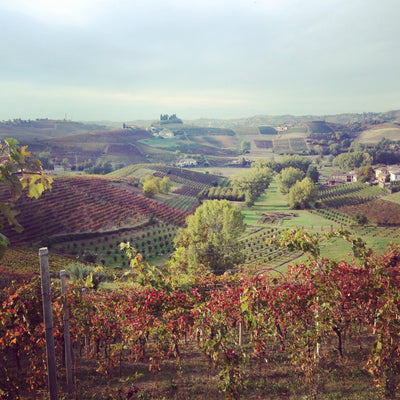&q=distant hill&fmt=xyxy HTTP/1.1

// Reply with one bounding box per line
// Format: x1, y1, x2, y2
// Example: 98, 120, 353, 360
2, 109, 399, 168
29, 127, 179, 165
357, 122, 400, 144
184, 110, 400, 129
0, 119, 107, 141
307, 121, 334, 134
